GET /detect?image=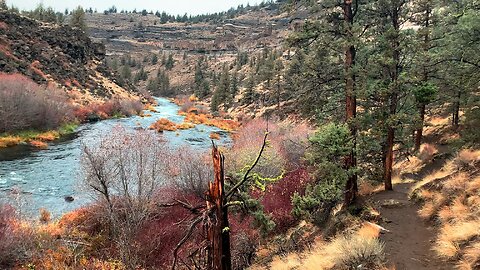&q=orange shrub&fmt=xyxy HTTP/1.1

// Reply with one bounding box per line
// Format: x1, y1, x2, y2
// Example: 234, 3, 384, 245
184, 113, 210, 124
210, 132, 221, 140
207, 118, 240, 131
0, 136, 22, 148
149, 118, 178, 132
30, 140, 48, 149
35, 131, 60, 141
182, 113, 240, 131
189, 94, 198, 102
145, 104, 158, 113
177, 122, 195, 130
